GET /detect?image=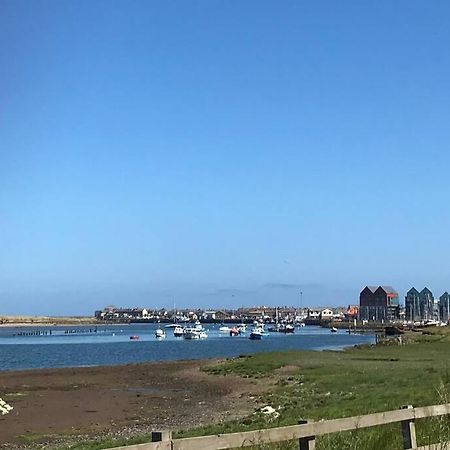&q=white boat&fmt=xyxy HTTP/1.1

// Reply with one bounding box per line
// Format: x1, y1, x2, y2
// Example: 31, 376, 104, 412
237, 323, 246, 333
183, 325, 208, 339
173, 326, 184, 337
219, 325, 231, 333
155, 328, 166, 339
283, 324, 295, 333
331, 327, 338, 333
249, 325, 268, 340
183, 327, 200, 339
